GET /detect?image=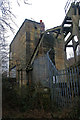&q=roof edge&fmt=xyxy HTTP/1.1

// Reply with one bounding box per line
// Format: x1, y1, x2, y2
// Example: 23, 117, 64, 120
10, 19, 40, 46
